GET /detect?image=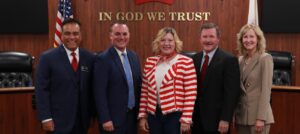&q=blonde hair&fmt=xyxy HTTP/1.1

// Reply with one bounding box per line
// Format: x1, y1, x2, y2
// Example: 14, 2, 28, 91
237, 24, 266, 56
152, 27, 183, 54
